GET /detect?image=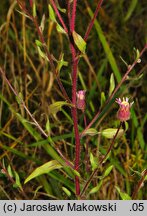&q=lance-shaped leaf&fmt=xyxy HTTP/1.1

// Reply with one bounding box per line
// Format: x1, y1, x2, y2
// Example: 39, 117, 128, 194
24, 160, 62, 184
72, 31, 86, 54
101, 128, 124, 139
49, 101, 73, 115
48, 4, 56, 22
82, 128, 98, 137
57, 54, 68, 73
56, 23, 66, 34
62, 187, 71, 197
115, 186, 131, 200
109, 73, 115, 96
90, 152, 98, 171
